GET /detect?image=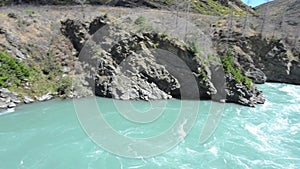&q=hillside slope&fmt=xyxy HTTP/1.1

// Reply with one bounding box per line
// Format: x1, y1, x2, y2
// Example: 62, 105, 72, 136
1, 0, 254, 16
255, 0, 300, 38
